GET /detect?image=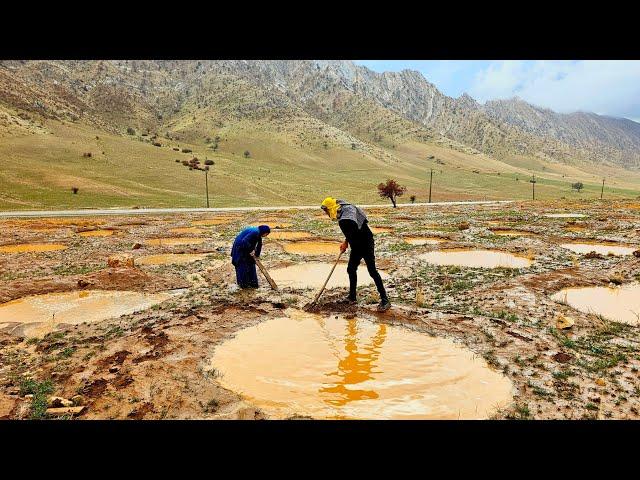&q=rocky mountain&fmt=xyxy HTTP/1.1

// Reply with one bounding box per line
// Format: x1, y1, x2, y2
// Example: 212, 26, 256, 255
1, 59, 639, 170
